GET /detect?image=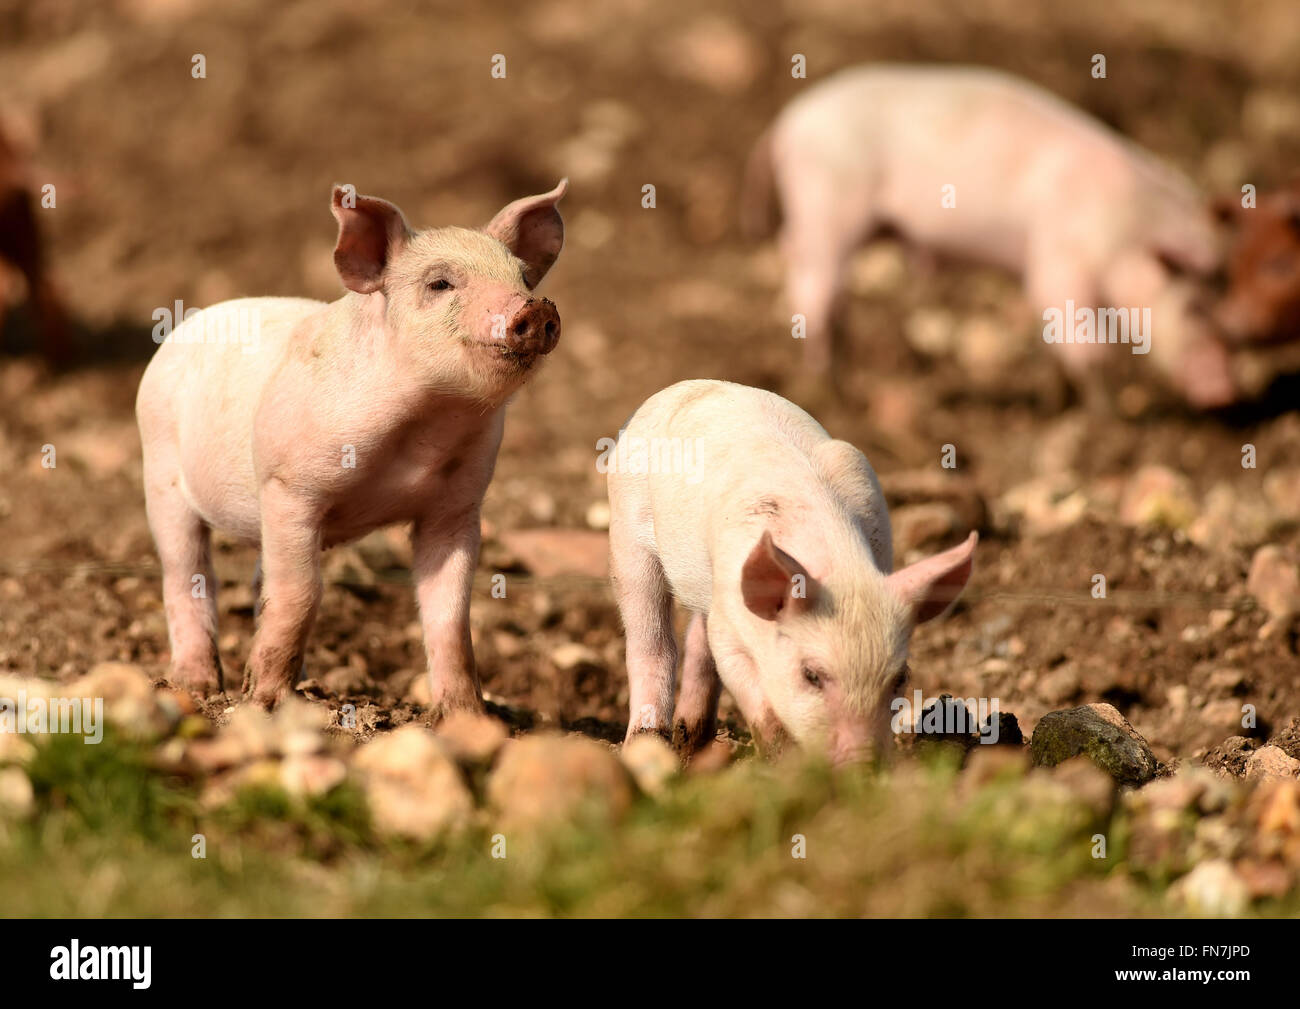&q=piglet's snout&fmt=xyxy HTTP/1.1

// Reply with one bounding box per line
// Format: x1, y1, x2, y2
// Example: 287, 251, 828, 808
828, 718, 888, 767
505, 297, 560, 355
